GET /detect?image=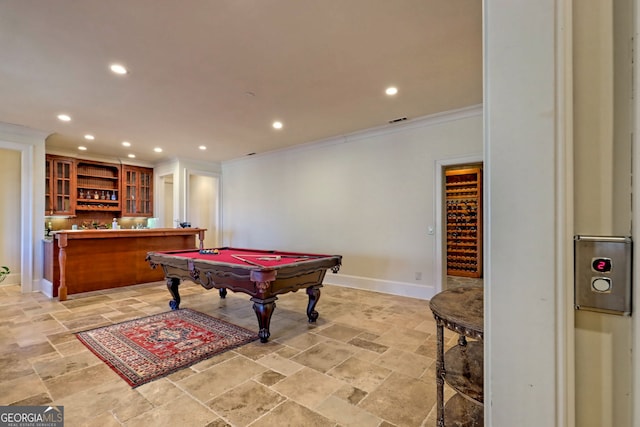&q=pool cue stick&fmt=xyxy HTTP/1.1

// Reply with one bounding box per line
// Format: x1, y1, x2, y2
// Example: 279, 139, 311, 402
239, 254, 282, 261
278, 255, 321, 259
231, 254, 265, 267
